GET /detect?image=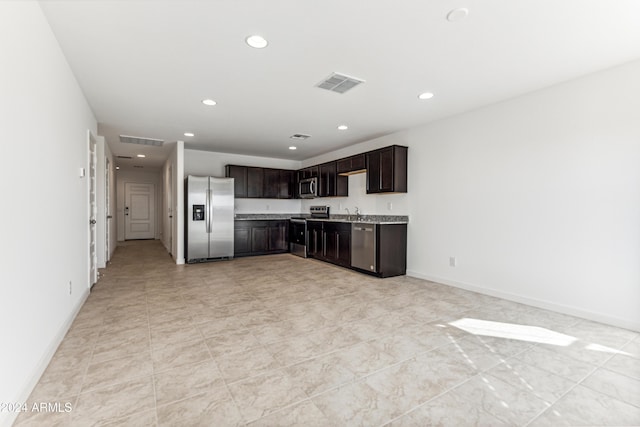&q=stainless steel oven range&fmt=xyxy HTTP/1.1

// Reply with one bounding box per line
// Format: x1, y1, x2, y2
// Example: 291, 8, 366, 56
289, 217, 307, 257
